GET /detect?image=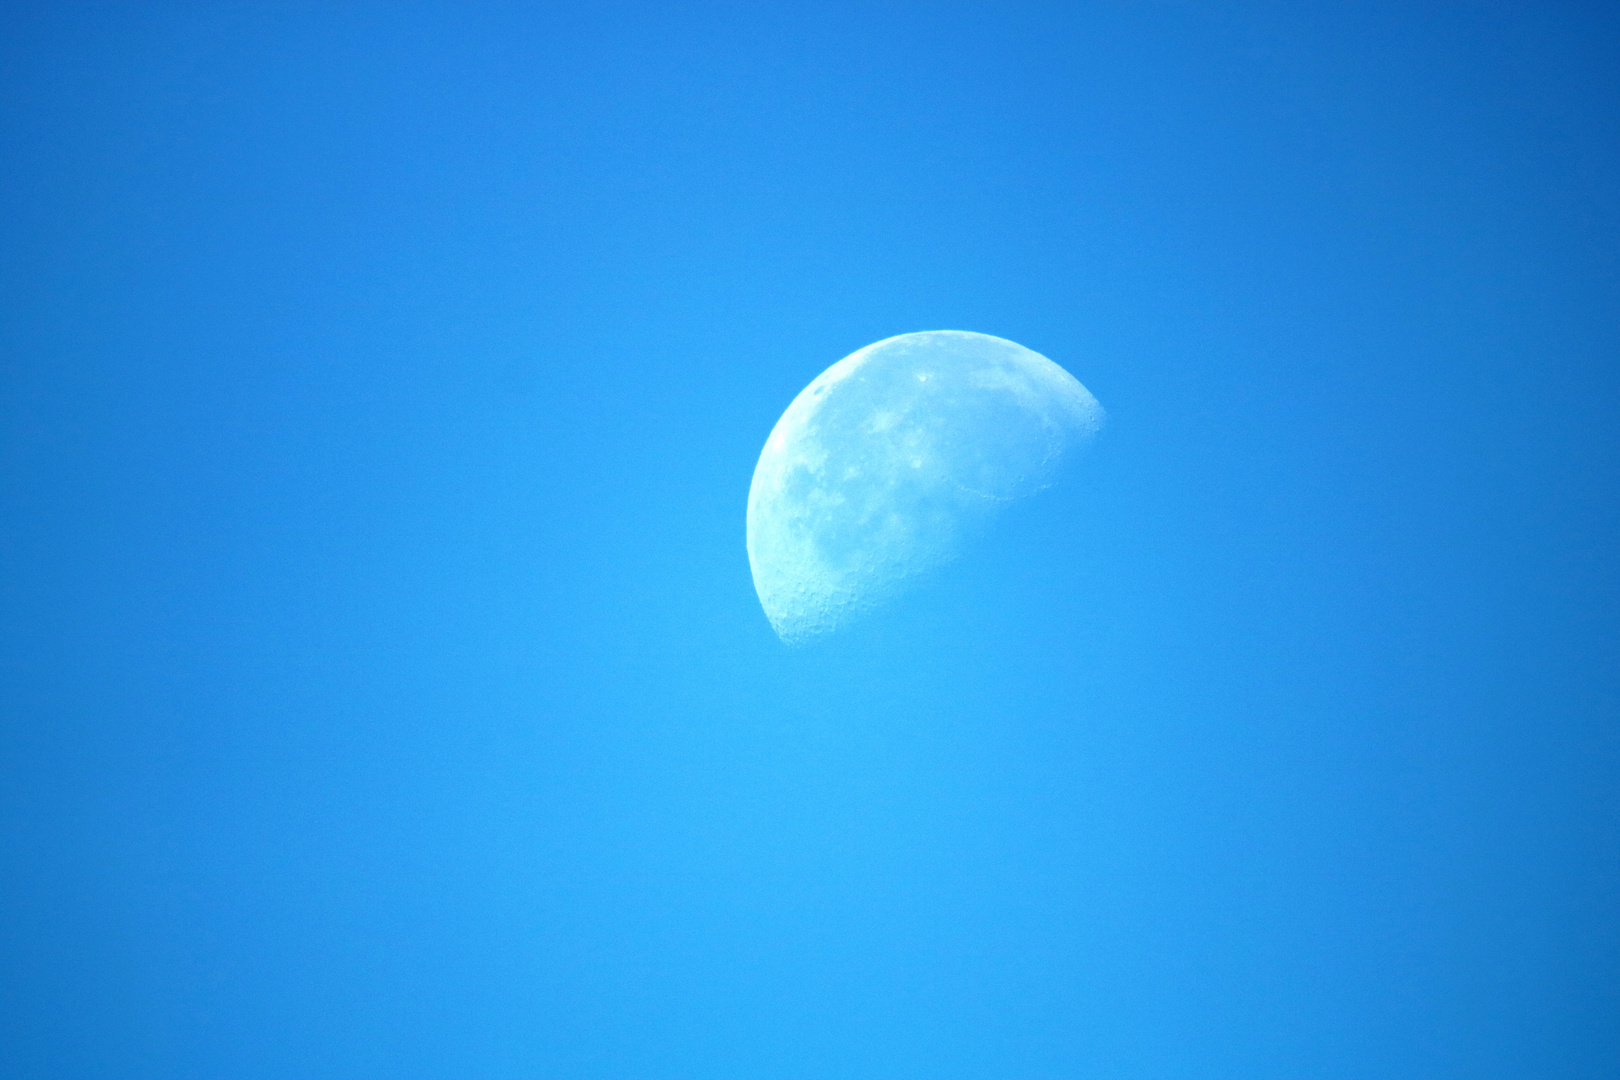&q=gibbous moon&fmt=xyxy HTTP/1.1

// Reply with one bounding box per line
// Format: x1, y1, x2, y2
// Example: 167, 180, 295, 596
747, 330, 1104, 644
